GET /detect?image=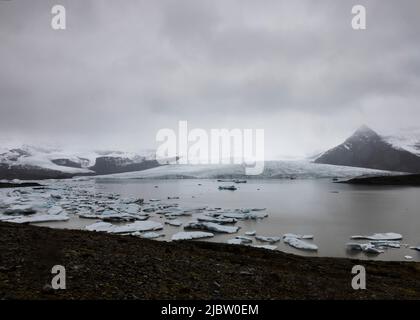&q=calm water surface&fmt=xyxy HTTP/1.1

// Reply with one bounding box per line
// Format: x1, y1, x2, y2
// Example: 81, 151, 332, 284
43, 178, 420, 261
